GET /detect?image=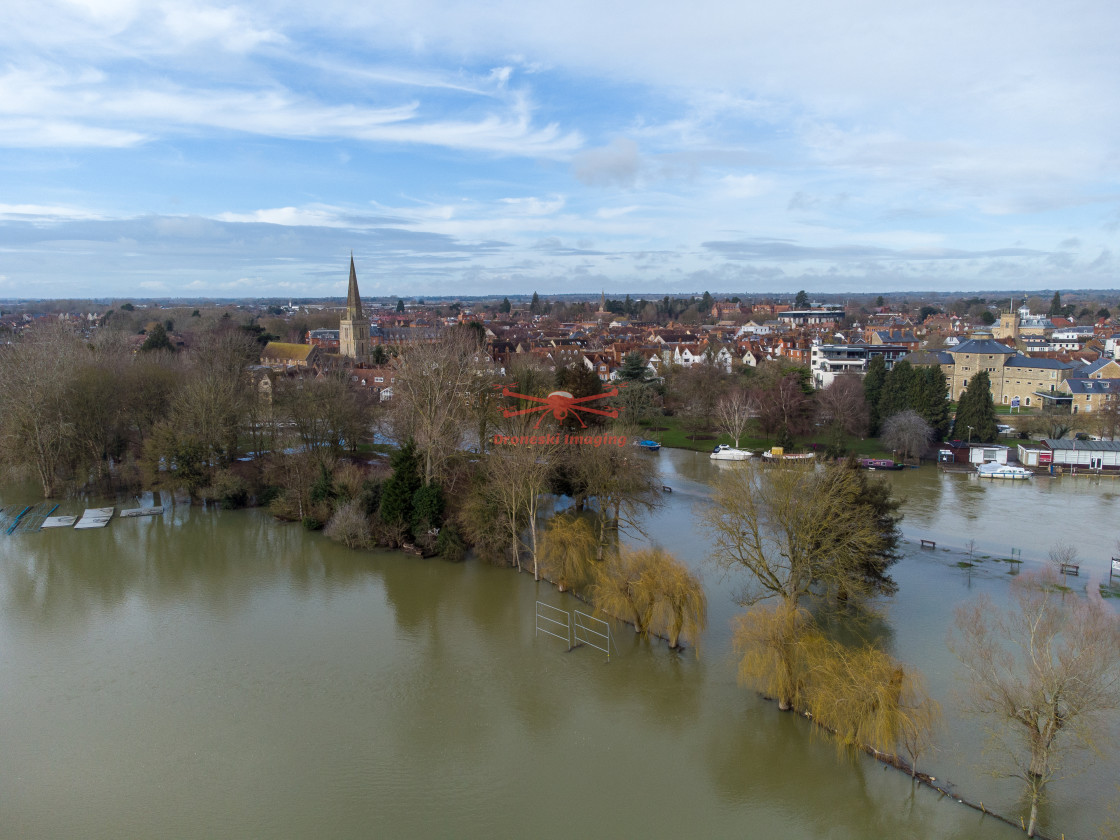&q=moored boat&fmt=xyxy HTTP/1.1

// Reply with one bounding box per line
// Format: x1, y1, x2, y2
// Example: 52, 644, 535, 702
976, 462, 1032, 480
761, 448, 815, 462
710, 444, 751, 461
637, 439, 661, 451
858, 458, 904, 471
